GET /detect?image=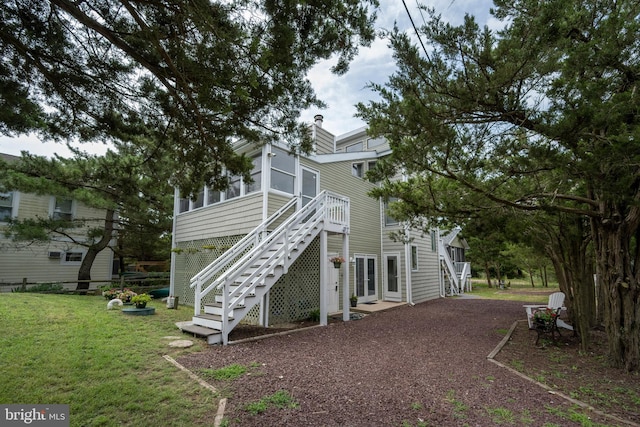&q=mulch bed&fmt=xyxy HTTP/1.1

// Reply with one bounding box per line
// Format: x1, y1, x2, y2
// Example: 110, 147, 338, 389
178, 298, 639, 426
